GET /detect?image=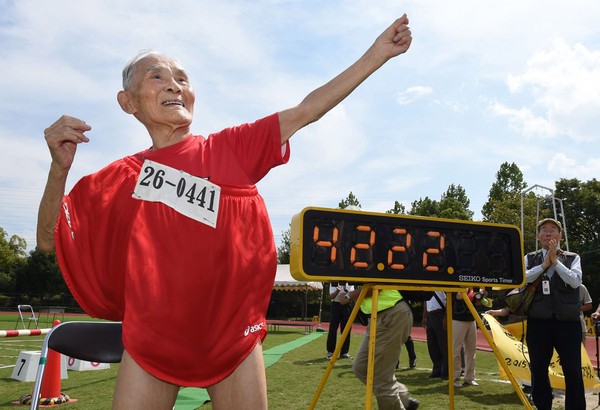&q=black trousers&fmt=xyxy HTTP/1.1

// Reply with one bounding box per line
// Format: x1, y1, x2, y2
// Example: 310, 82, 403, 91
426, 310, 448, 378
327, 301, 351, 354
405, 335, 416, 362
526, 318, 585, 410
